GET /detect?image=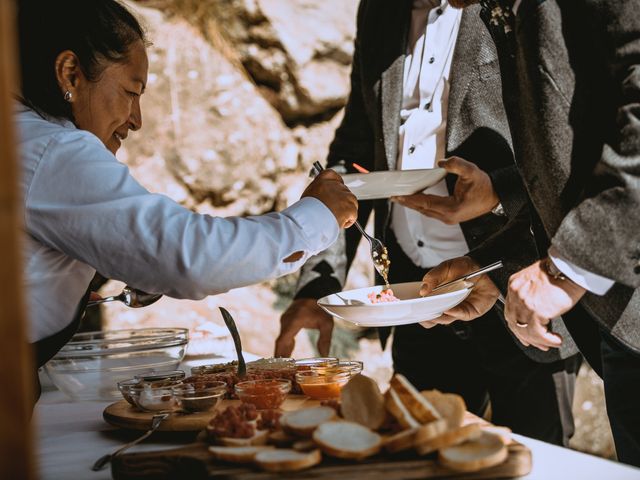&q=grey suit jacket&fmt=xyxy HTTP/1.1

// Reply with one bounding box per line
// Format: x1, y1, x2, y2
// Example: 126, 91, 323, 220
295, 0, 578, 361
473, 0, 640, 354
